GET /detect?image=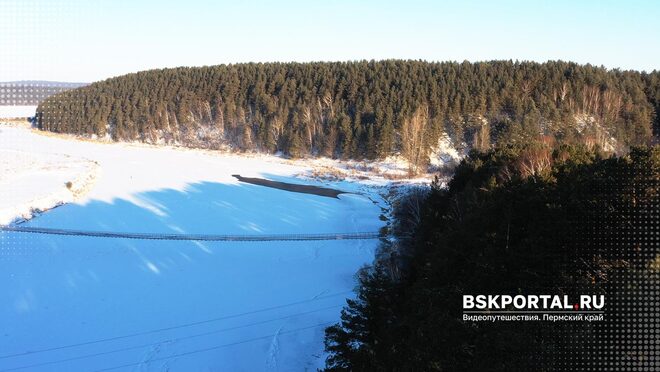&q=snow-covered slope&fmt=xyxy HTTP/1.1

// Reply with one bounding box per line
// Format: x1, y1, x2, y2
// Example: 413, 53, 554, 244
0, 149, 98, 225
0, 126, 385, 371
